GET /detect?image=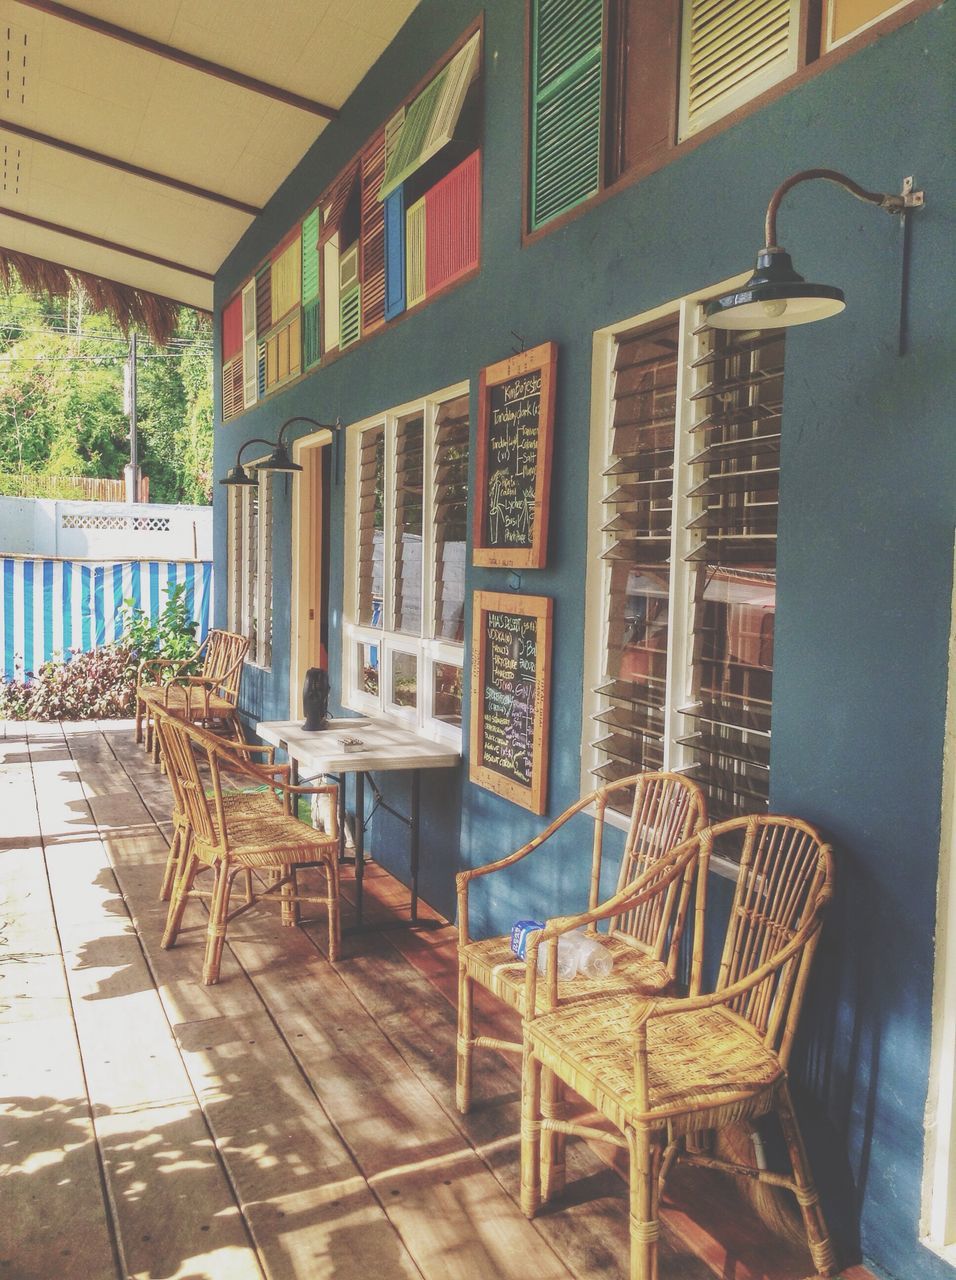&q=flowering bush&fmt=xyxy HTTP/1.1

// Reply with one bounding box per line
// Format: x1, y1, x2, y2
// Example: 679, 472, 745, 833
0, 584, 202, 721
